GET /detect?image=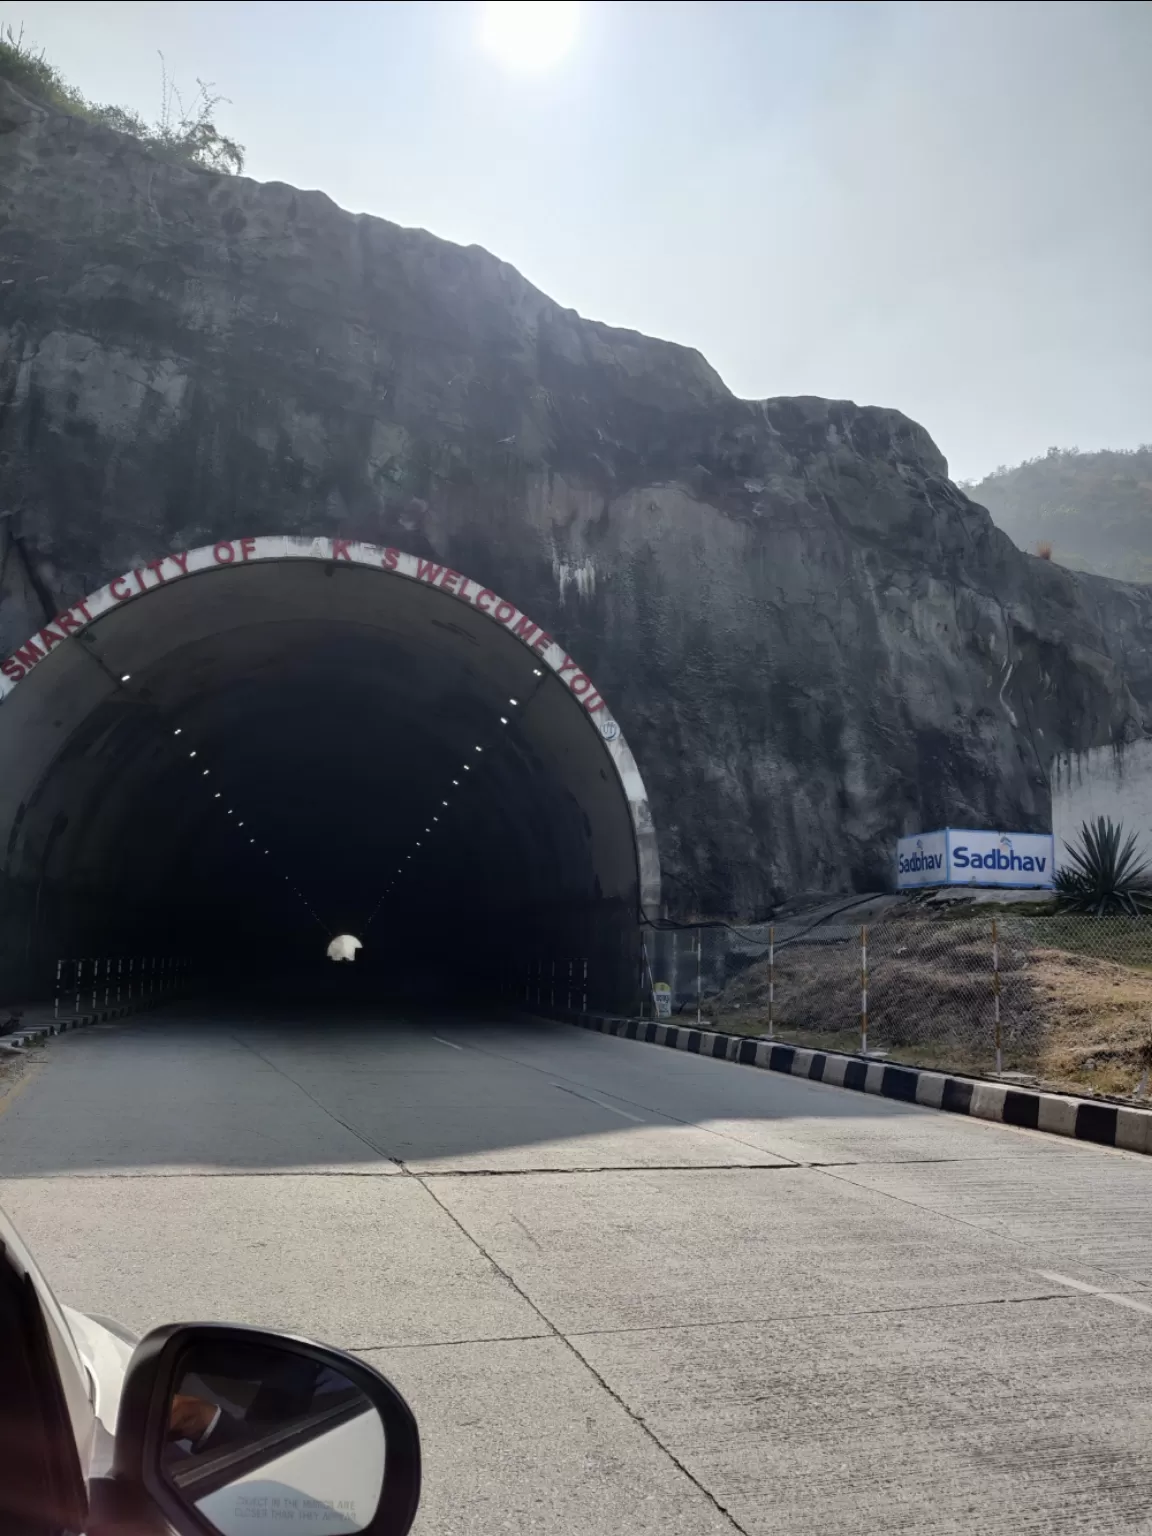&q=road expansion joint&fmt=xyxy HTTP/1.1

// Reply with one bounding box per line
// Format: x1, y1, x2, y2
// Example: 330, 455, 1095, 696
404, 1165, 752, 1534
